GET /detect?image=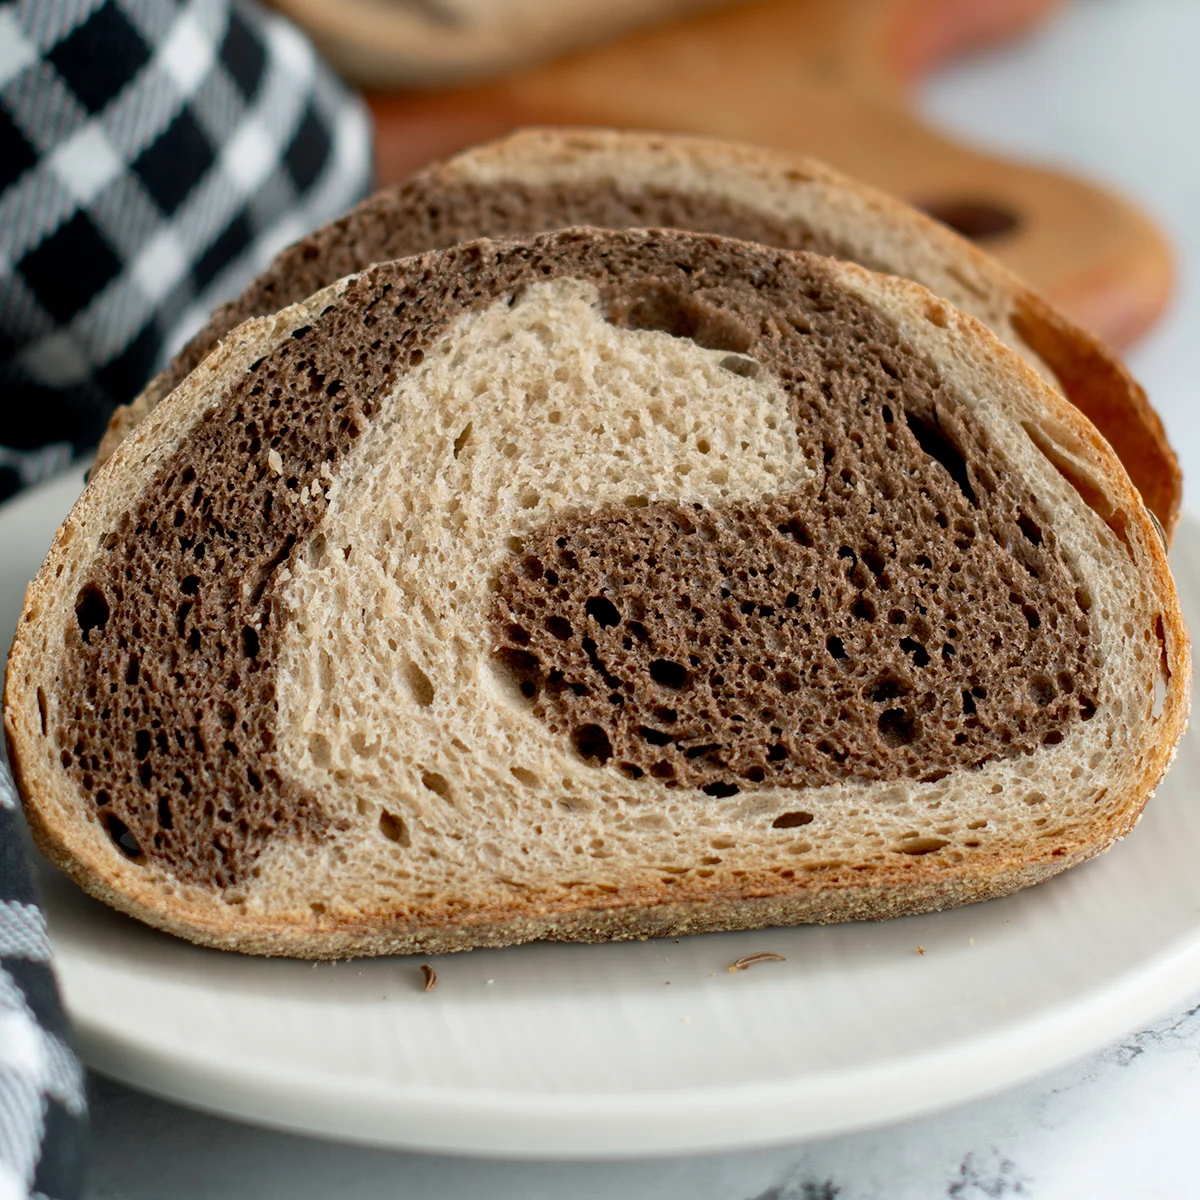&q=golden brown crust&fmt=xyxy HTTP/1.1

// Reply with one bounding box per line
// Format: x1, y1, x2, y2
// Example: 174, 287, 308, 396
13, 798, 1086, 958
94, 378, 166, 469
8, 244, 1188, 959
